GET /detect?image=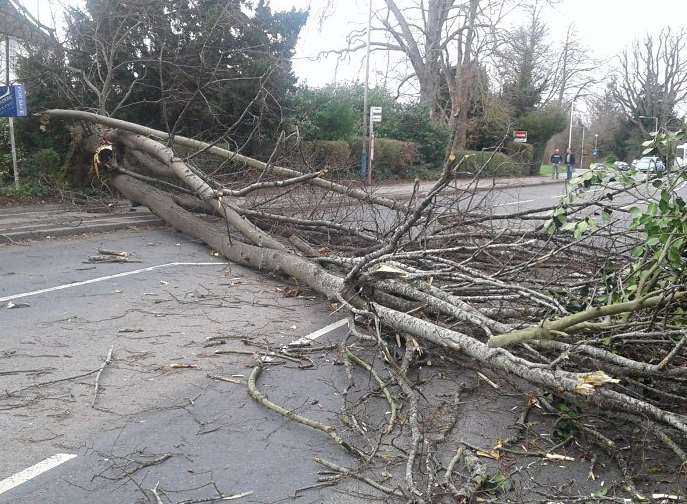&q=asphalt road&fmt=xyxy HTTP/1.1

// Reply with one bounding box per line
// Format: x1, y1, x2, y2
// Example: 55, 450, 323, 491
0, 229, 366, 504
3, 177, 682, 502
